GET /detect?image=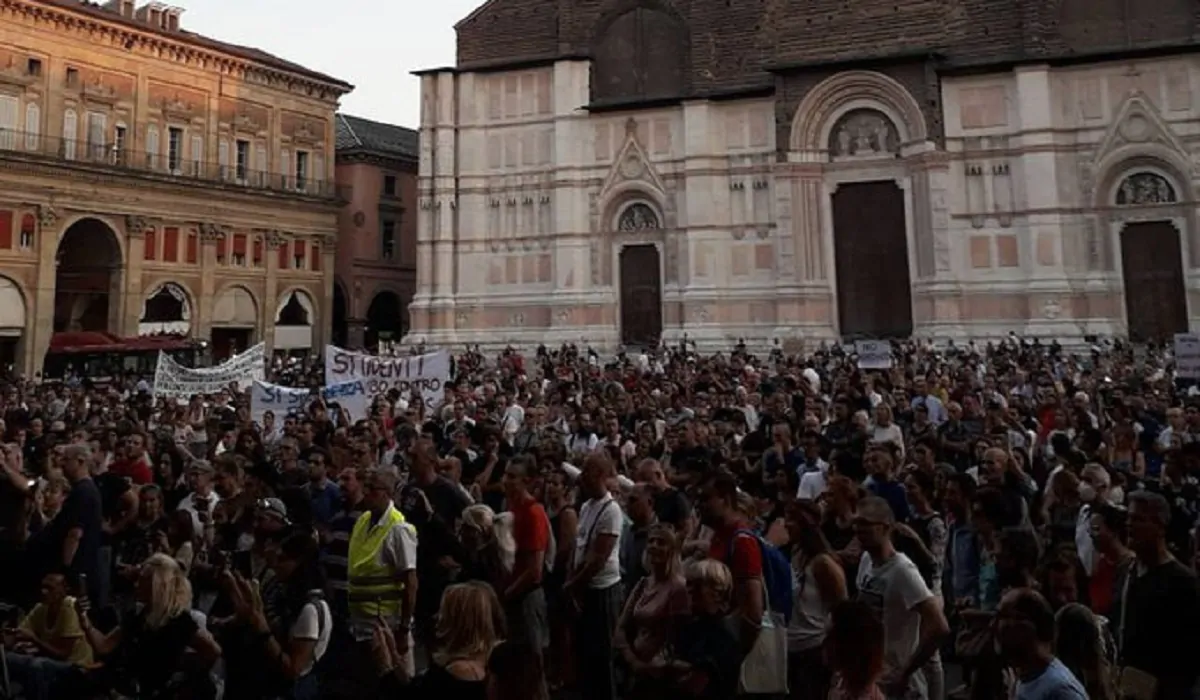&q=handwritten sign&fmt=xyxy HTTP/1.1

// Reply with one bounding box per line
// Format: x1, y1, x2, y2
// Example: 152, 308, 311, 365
325, 347, 450, 406
250, 381, 311, 421
855, 340, 894, 370
1175, 333, 1200, 379
321, 380, 370, 423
